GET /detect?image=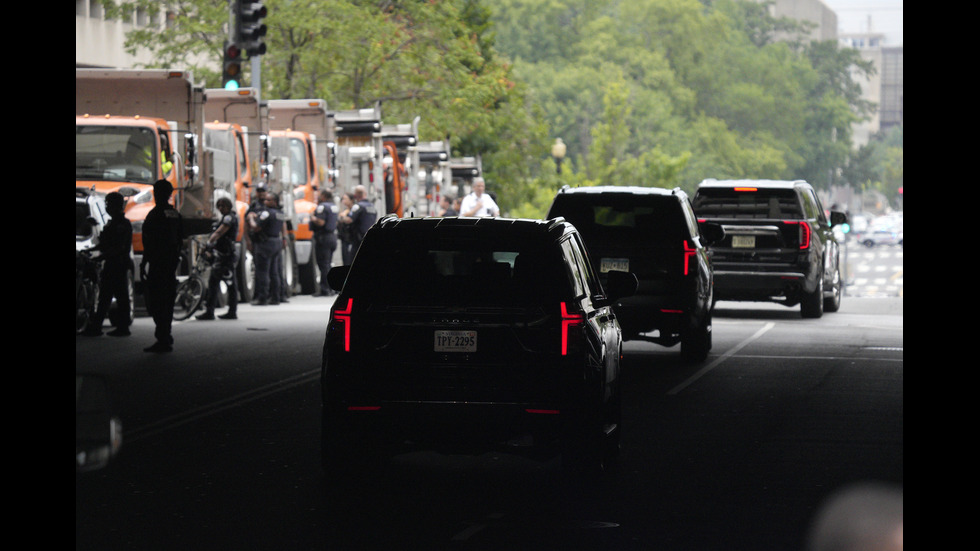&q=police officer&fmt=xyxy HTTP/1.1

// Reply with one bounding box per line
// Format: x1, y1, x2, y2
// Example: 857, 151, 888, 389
141, 180, 184, 353
311, 188, 339, 296
340, 185, 377, 258
268, 192, 291, 304
82, 191, 133, 337
196, 196, 239, 320
251, 191, 285, 305
244, 182, 268, 255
